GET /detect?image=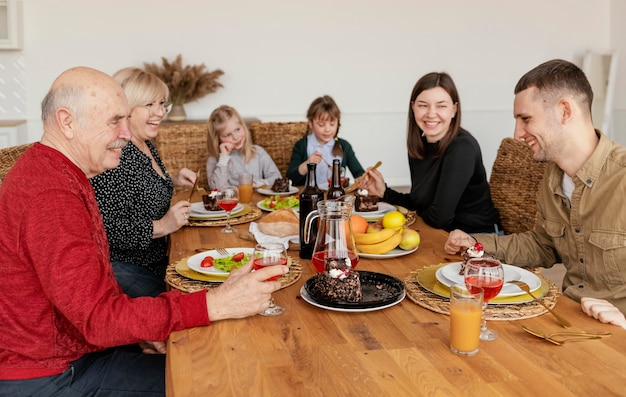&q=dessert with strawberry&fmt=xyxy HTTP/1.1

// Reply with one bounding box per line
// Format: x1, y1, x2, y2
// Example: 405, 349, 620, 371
202, 190, 221, 211
459, 242, 497, 275
308, 257, 362, 303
